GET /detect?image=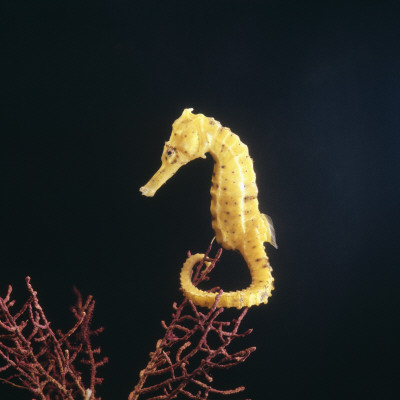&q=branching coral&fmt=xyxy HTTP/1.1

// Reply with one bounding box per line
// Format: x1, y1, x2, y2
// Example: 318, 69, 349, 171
1, 243, 256, 400
0, 277, 108, 400
129, 244, 256, 400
